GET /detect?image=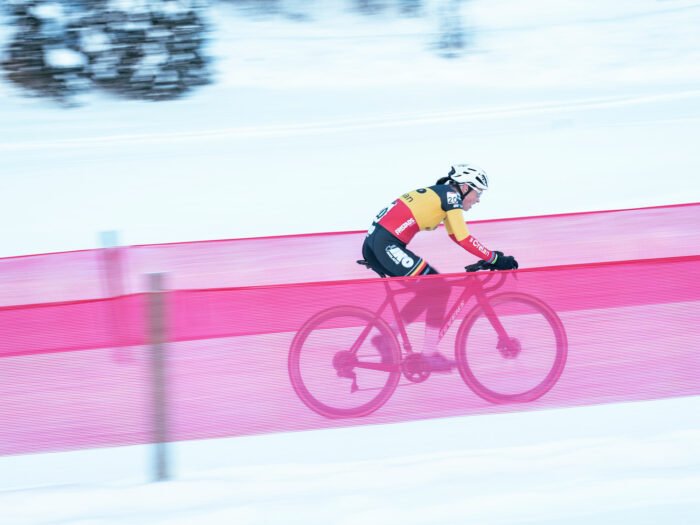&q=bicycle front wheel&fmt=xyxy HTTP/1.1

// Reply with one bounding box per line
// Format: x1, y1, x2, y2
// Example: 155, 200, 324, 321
455, 292, 567, 404
288, 306, 402, 418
